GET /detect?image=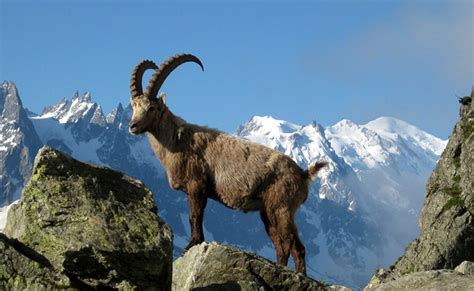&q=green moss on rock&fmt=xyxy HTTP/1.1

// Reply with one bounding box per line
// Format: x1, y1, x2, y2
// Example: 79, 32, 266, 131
0, 233, 71, 289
